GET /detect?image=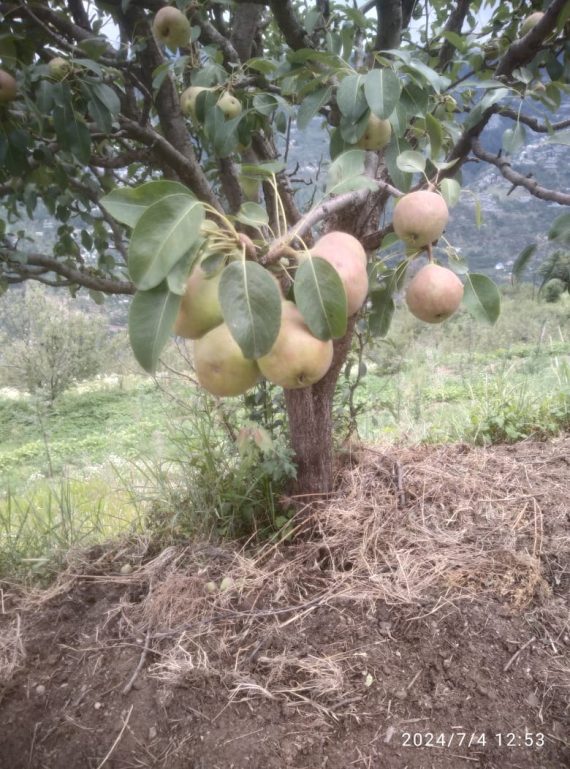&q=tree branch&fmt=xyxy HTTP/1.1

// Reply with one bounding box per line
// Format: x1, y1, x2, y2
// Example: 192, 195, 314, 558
0, 250, 135, 294
471, 140, 570, 206
268, 0, 314, 50
438, 0, 471, 70
264, 178, 403, 262
498, 108, 570, 133
495, 0, 567, 79
230, 2, 264, 62
444, 0, 568, 176
374, 0, 402, 51
118, 121, 223, 212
